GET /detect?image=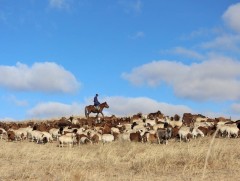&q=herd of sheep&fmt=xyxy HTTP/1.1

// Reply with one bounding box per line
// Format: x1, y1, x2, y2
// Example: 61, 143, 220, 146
0, 111, 239, 147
